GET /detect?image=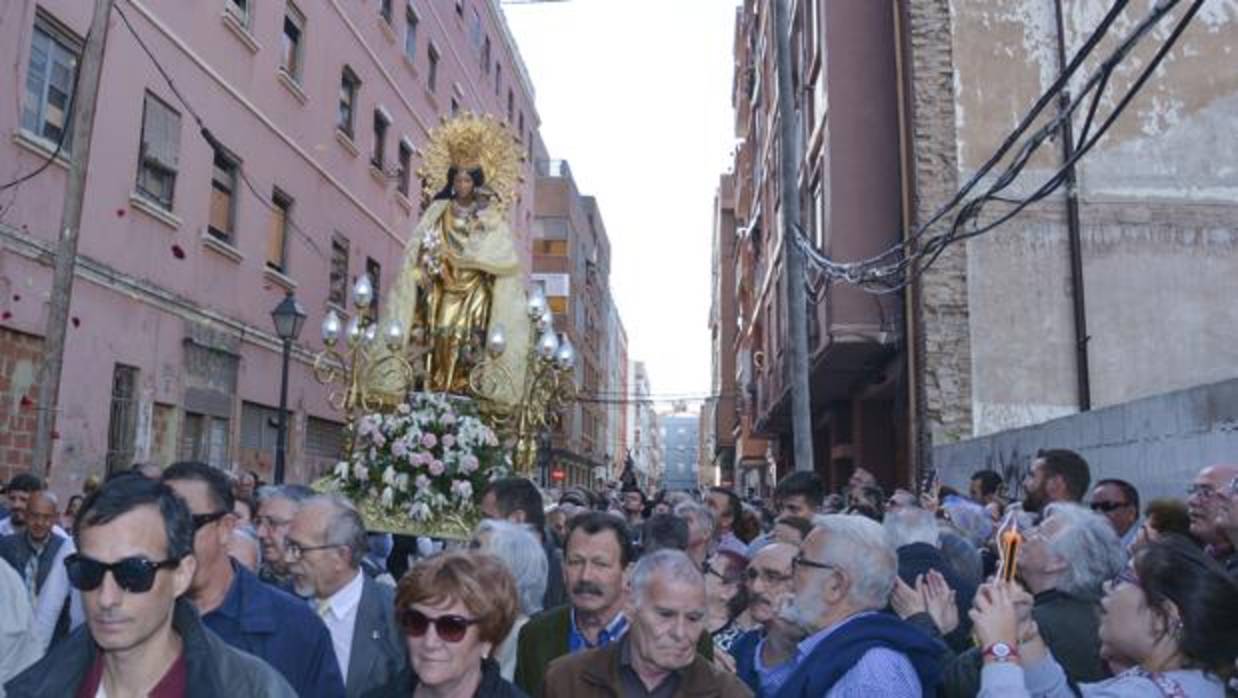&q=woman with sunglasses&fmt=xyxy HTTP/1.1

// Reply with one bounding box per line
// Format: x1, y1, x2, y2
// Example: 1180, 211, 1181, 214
365, 550, 526, 698
972, 535, 1238, 697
